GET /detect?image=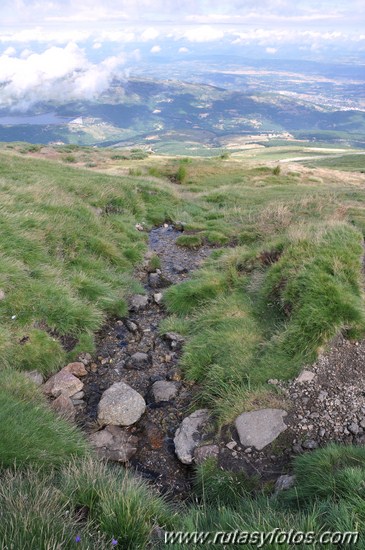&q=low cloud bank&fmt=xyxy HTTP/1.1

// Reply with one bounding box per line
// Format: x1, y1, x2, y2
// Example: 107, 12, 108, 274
0, 42, 125, 111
